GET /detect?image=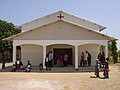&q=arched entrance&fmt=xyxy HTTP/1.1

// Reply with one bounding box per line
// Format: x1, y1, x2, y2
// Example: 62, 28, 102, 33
12, 40, 108, 69
78, 43, 106, 66
19, 44, 43, 66
47, 44, 75, 66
